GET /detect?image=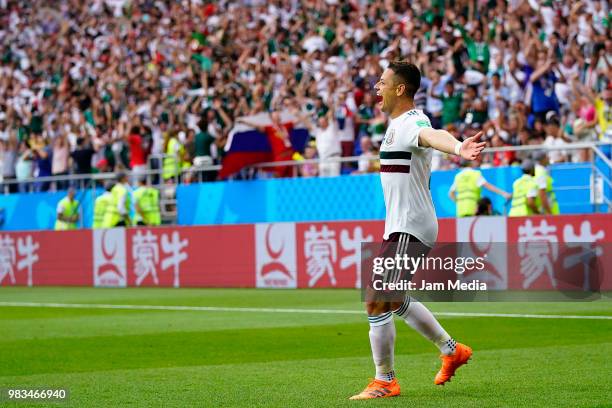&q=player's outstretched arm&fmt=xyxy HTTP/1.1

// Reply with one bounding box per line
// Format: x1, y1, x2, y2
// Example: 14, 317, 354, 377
419, 128, 486, 161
